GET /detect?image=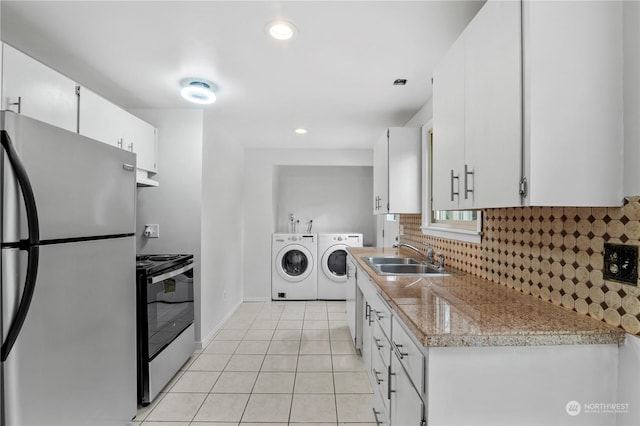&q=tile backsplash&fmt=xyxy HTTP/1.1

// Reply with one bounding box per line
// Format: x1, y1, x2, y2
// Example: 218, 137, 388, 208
400, 197, 640, 335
